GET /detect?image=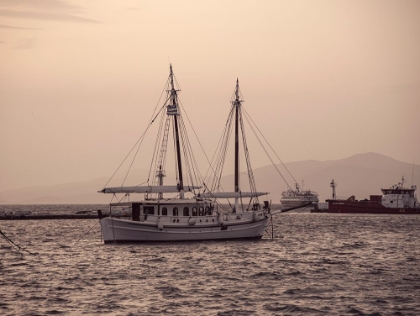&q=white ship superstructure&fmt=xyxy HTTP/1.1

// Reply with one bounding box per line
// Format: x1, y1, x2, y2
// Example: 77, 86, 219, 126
280, 183, 319, 209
